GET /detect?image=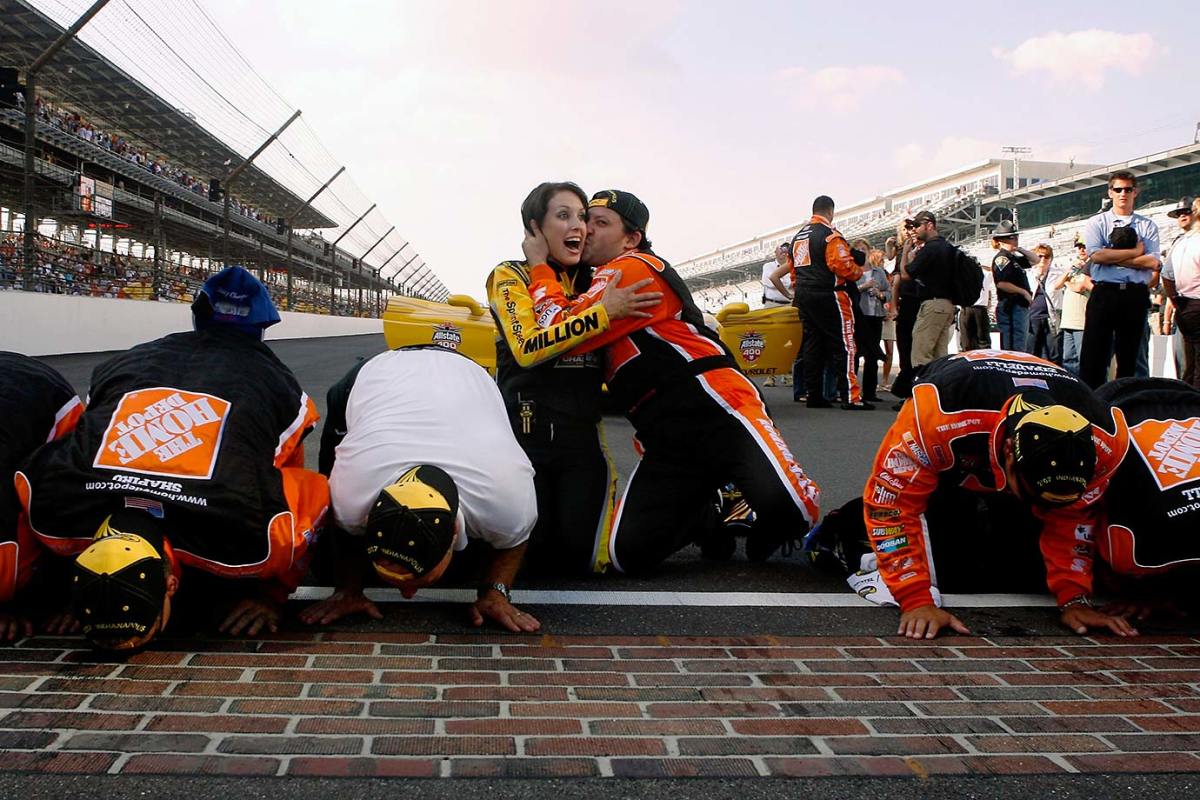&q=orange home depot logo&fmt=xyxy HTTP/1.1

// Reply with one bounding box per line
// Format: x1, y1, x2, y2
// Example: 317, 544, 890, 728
93, 388, 231, 479
1130, 418, 1200, 491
